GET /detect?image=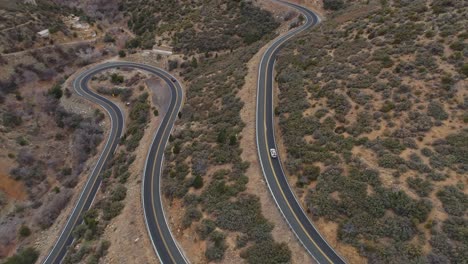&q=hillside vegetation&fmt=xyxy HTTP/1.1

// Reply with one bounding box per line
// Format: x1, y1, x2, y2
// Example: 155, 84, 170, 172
124, 0, 279, 52
0, 0, 87, 53
144, 0, 294, 262
276, 0, 467, 263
